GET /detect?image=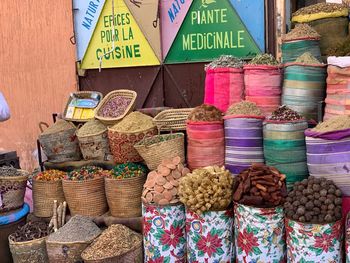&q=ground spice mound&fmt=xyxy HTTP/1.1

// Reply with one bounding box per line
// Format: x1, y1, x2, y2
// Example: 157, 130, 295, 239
47, 215, 101, 243
248, 53, 279, 66
226, 101, 262, 116
42, 119, 74, 135
0, 167, 25, 177
312, 115, 350, 132
205, 55, 244, 69
268, 105, 303, 121
188, 104, 223, 122
295, 52, 322, 64
82, 224, 141, 260
77, 119, 106, 136
283, 24, 320, 41
293, 3, 347, 16
111, 111, 154, 132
